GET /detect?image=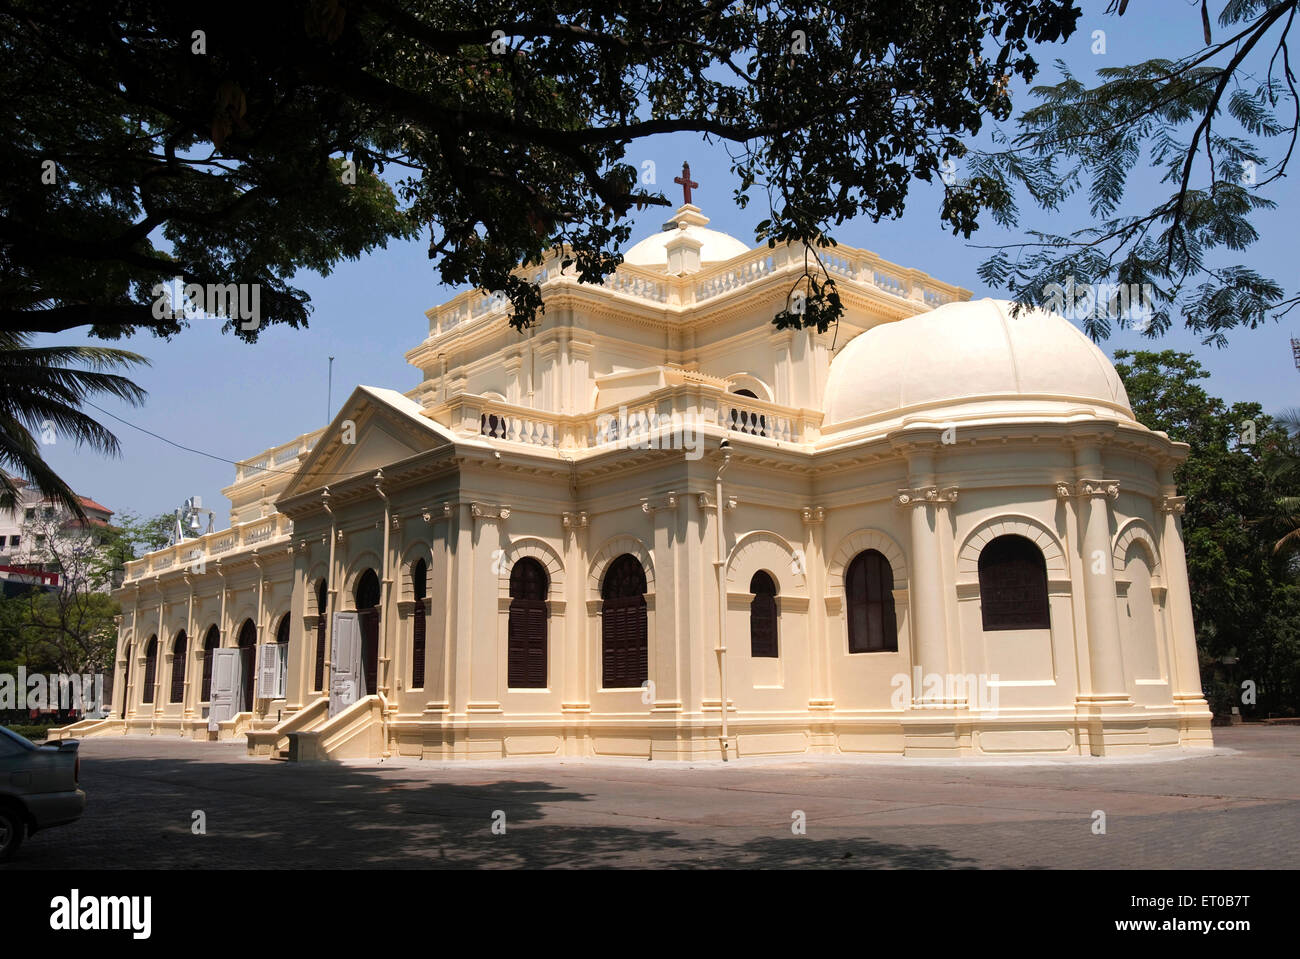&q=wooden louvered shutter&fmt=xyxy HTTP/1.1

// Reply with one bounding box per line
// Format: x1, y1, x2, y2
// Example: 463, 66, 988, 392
142, 638, 157, 703
411, 561, 427, 688
508, 559, 548, 688
313, 580, 328, 692
411, 602, 426, 687
359, 609, 379, 697
601, 554, 647, 688
602, 604, 619, 688
200, 630, 216, 701
847, 551, 897, 653
978, 535, 1050, 630
314, 613, 327, 691
749, 571, 778, 658
170, 632, 187, 703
